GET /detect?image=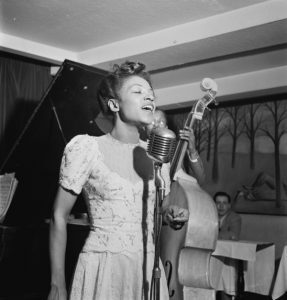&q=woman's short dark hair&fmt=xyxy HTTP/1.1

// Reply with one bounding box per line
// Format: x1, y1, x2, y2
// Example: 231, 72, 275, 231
97, 61, 152, 115
213, 191, 231, 203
